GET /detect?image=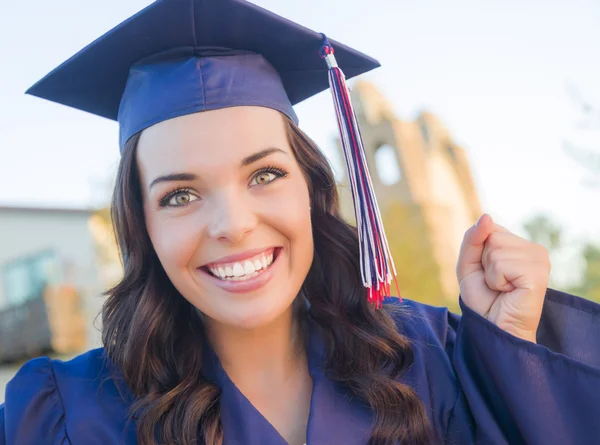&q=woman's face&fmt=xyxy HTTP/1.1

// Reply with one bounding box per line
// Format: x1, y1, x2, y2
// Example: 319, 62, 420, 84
137, 107, 313, 329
